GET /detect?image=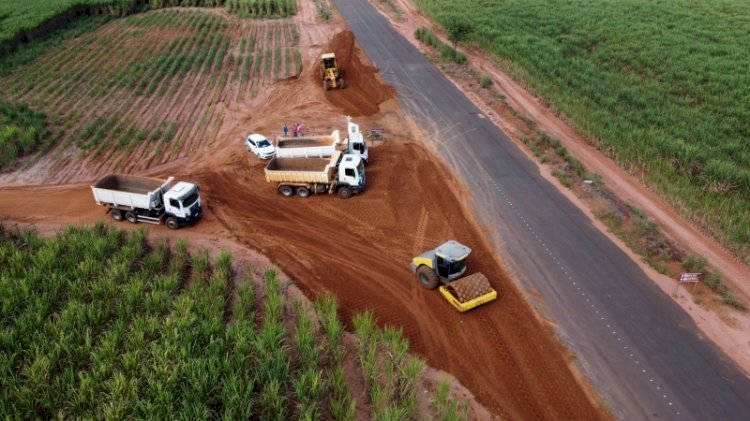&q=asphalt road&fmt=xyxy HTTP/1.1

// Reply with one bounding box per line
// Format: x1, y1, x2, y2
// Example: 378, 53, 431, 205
331, 0, 750, 419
